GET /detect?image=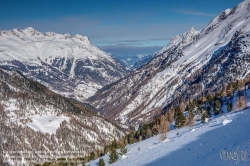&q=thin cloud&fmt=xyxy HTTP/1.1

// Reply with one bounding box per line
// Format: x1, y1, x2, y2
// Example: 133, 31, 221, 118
100, 38, 172, 46
175, 10, 216, 17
